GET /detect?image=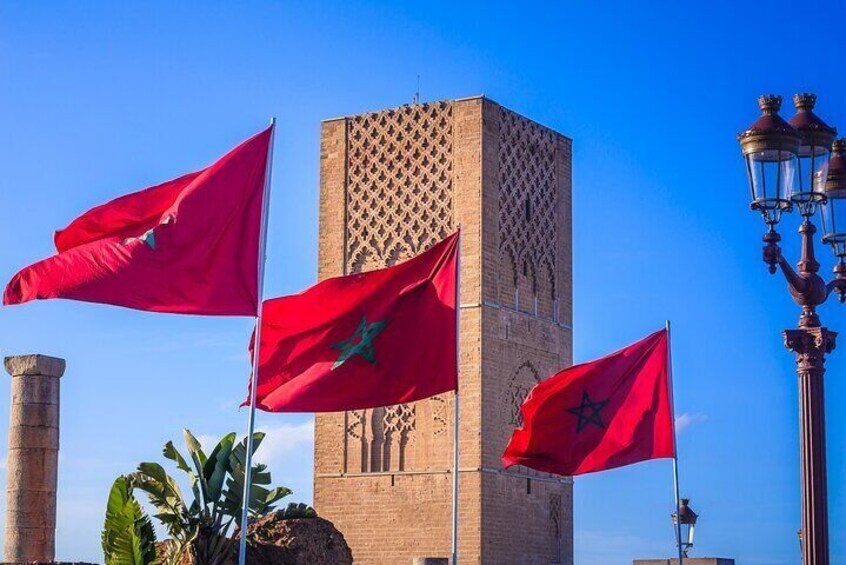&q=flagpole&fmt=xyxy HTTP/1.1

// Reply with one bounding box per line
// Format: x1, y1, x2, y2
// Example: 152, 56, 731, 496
666, 320, 684, 565
239, 118, 276, 565
451, 227, 462, 565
